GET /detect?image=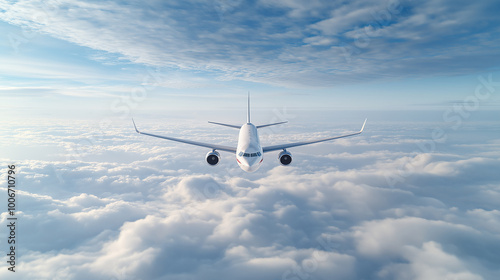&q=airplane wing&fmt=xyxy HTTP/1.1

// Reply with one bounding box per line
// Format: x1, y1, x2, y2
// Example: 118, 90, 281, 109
262, 119, 366, 153
133, 119, 237, 153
